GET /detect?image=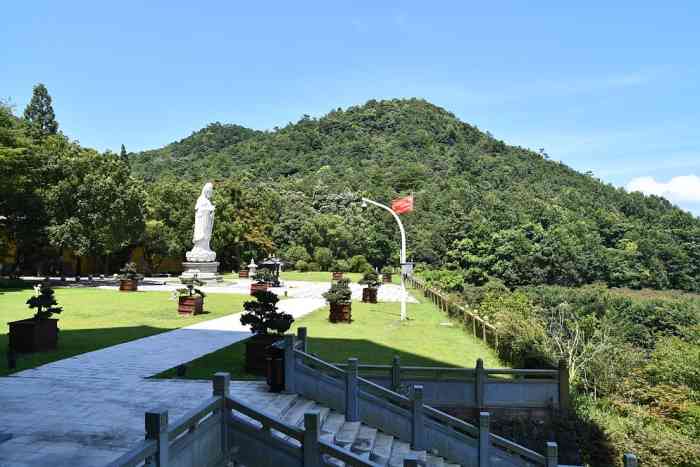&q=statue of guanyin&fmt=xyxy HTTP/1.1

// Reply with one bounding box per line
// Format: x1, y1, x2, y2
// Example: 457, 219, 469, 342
186, 182, 217, 262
